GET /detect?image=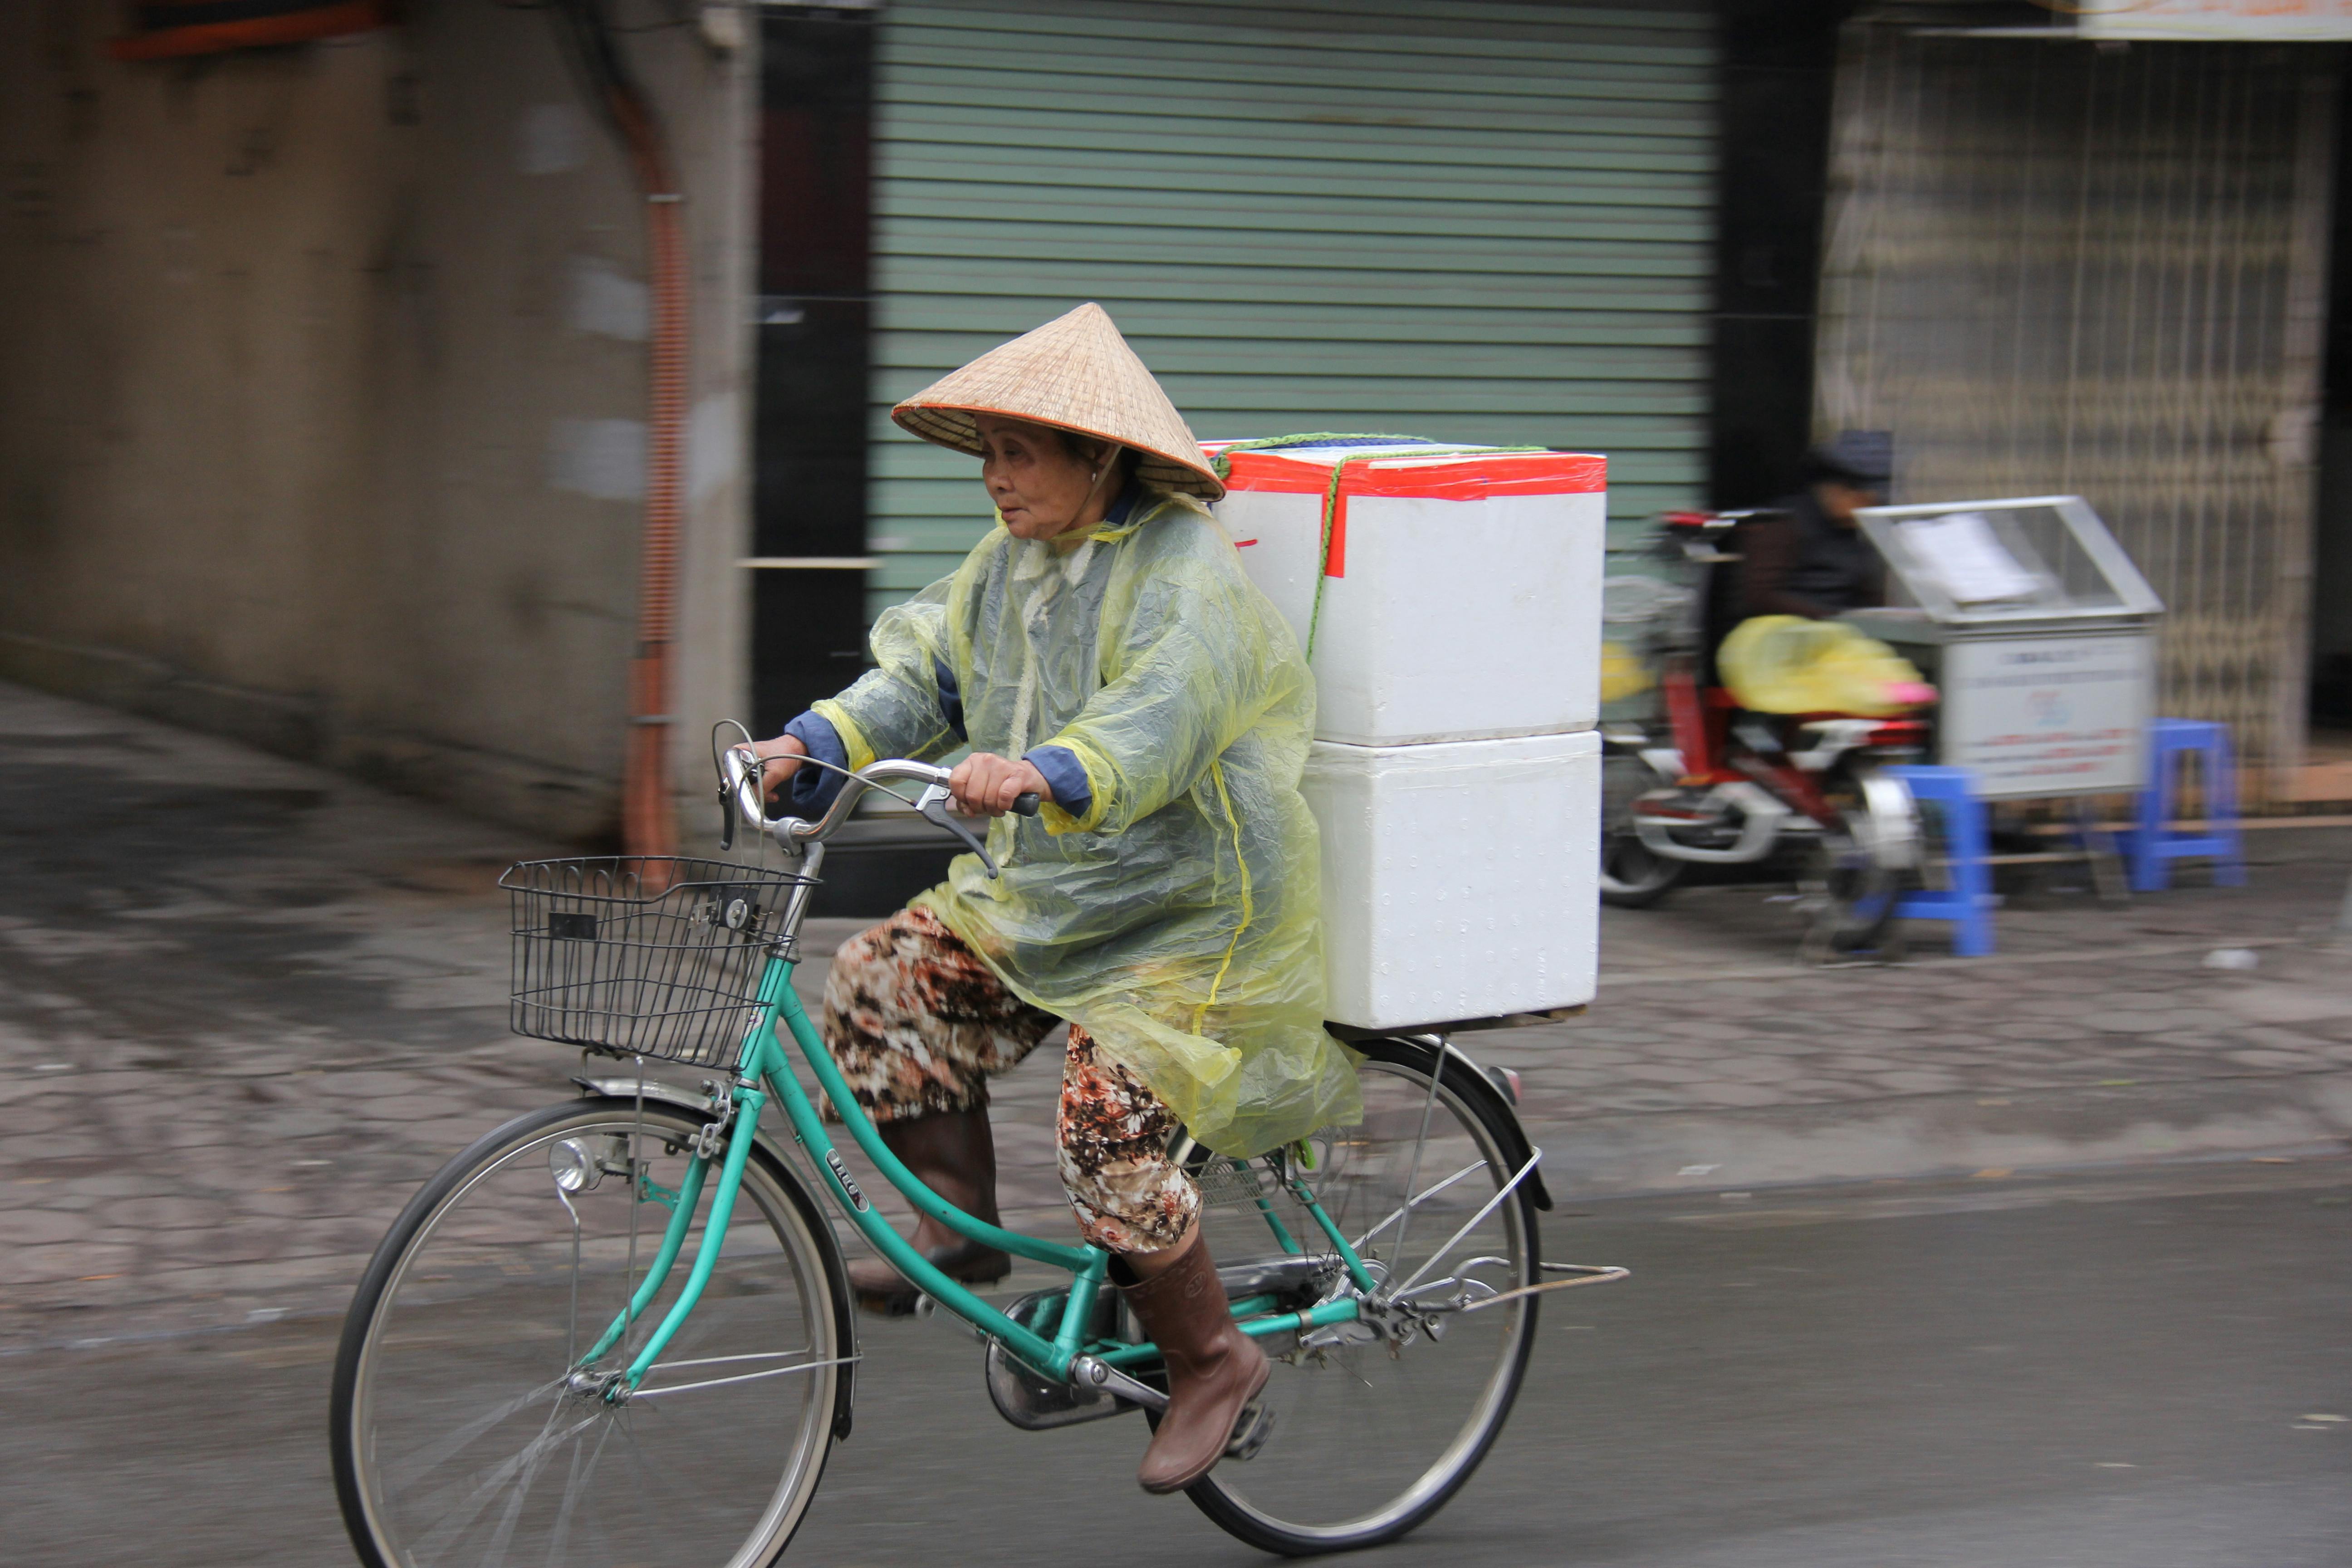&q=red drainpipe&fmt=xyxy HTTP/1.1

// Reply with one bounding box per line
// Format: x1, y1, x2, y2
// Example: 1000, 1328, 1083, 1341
598, 80, 686, 861
109, 0, 397, 60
